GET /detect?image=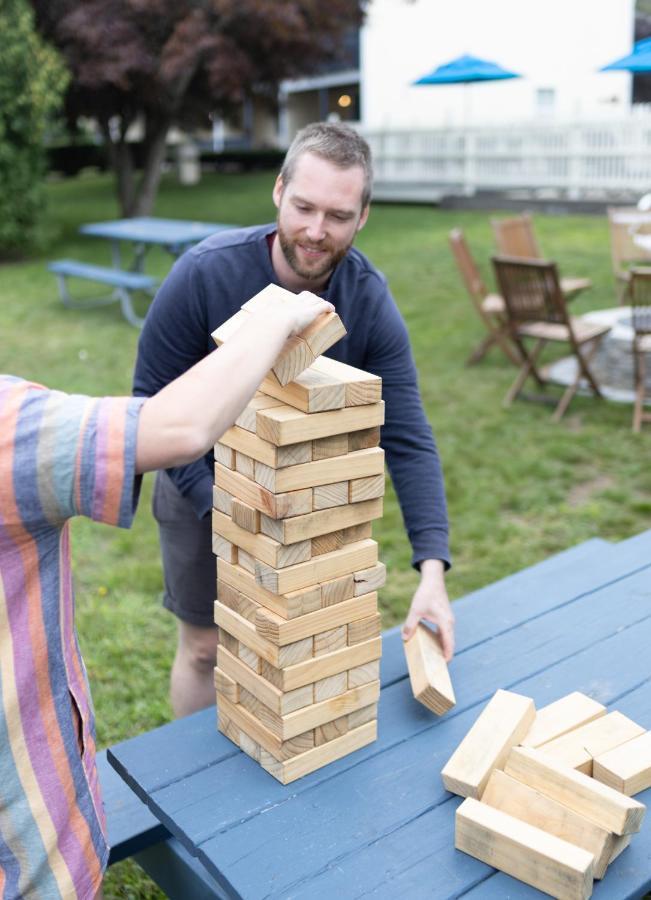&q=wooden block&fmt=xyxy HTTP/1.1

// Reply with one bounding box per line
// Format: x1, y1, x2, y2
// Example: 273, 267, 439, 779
235, 548, 256, 575
260, 366, 346, 414
254, 593, 378, 646
212, 485, 233, 515
238, 643, 260, 673
455, 798, 594, 900
349, 474, 385, 503
217, 626, 238, 656
342, 522, 373, 543
221, 425, 312, 469
214, 667, 240, 703
539, 711, 646, 775
218, 646, 313, 716
257, 401, 385, 447
313, 626, 348, 656
314, 715, 349, 746
353, 562, 386, 596
212, 509, 311, 569
217, 581, 256, 623
261, 637, 381, 692
441, 689, 536, 799
260, 720, 377, 784
348, 613, 382, 645
235, 451, 255, 480
483, 769, 618, 880
310, 356, 382, 407
218, 559, 322, 619
300, 308, 347, 358
255, 447, 385, 493
231, 498, 261, 533
238, 730, 261, 762
404, 623, 455, 715
312, 434, 349, 459
273, 335, 315, 387
214, 441, 235, 468
312, 531, 344, 556
217, 693, 314, 761
608, 834, 631, 866
522, 692, 607, 749
214, 602, 313, 668
313, 482, 349, 510
348, 426, 381, 451
255, 539, 378, 594
215, 463, 312, 519
217, 711, 240, 746
212, 533, 238, 564
593, 730, 651, 796
314, 672, 347, 702
321, 573, 355, 606
348, 703, 377, 729
505, 746, 646, 836
348, 660, 380, 689
236, 394, 284, 433
260, 498, 382, 546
